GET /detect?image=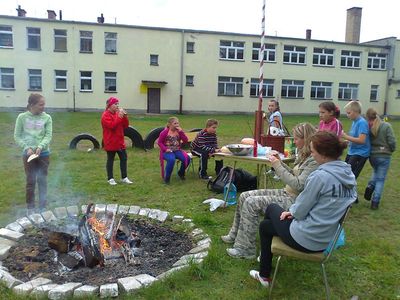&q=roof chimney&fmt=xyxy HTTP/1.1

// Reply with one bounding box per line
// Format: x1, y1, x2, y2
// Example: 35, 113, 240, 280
47, 10, 57, 20
306, 29, 312, 40
59, 10, 63, 20
345, 7, 362, 43
16, 5, 26, 17
97, 13, 105, 24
